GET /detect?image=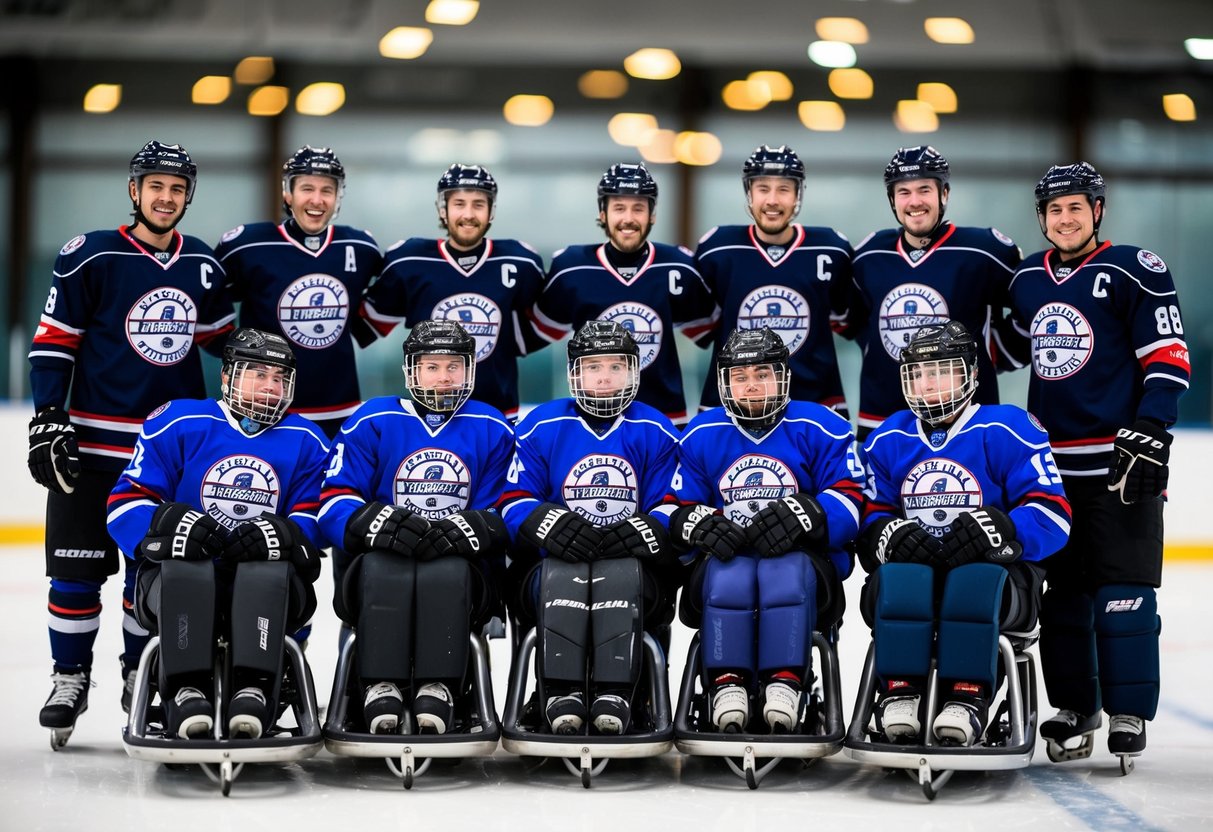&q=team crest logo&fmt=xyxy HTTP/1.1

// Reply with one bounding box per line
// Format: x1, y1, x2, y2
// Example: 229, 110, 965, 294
220, 225, 244, 244
394, 448, 470, 520
1137, 250, 1167, 273
278, 274, 348, 350
717, 454, 798, 526
200, 455, 280, 530
900, 459, 982, 536
146, 403, 169, 420
1031, 303, 1093, 379
60, 235, 86, 256
600, 303, 663, 369
434, 293, 502, 362
562, 454, 639, 525
878, 283, 949, 359
126, 287, 197, 365
991, 228, 1014, 247
737, 285, 809, 354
